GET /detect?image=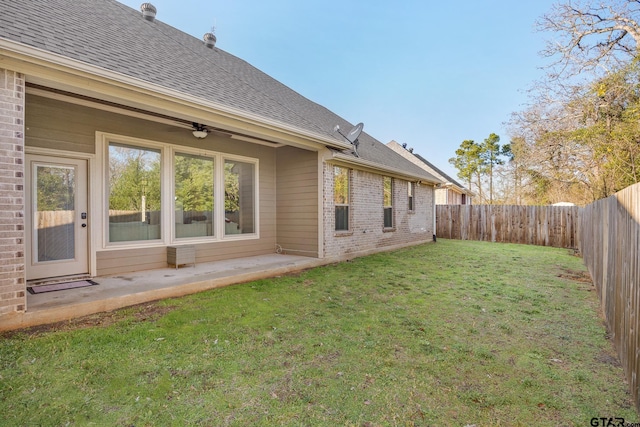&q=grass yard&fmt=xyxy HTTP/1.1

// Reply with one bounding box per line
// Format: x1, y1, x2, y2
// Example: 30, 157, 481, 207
0, 239, 636, 426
